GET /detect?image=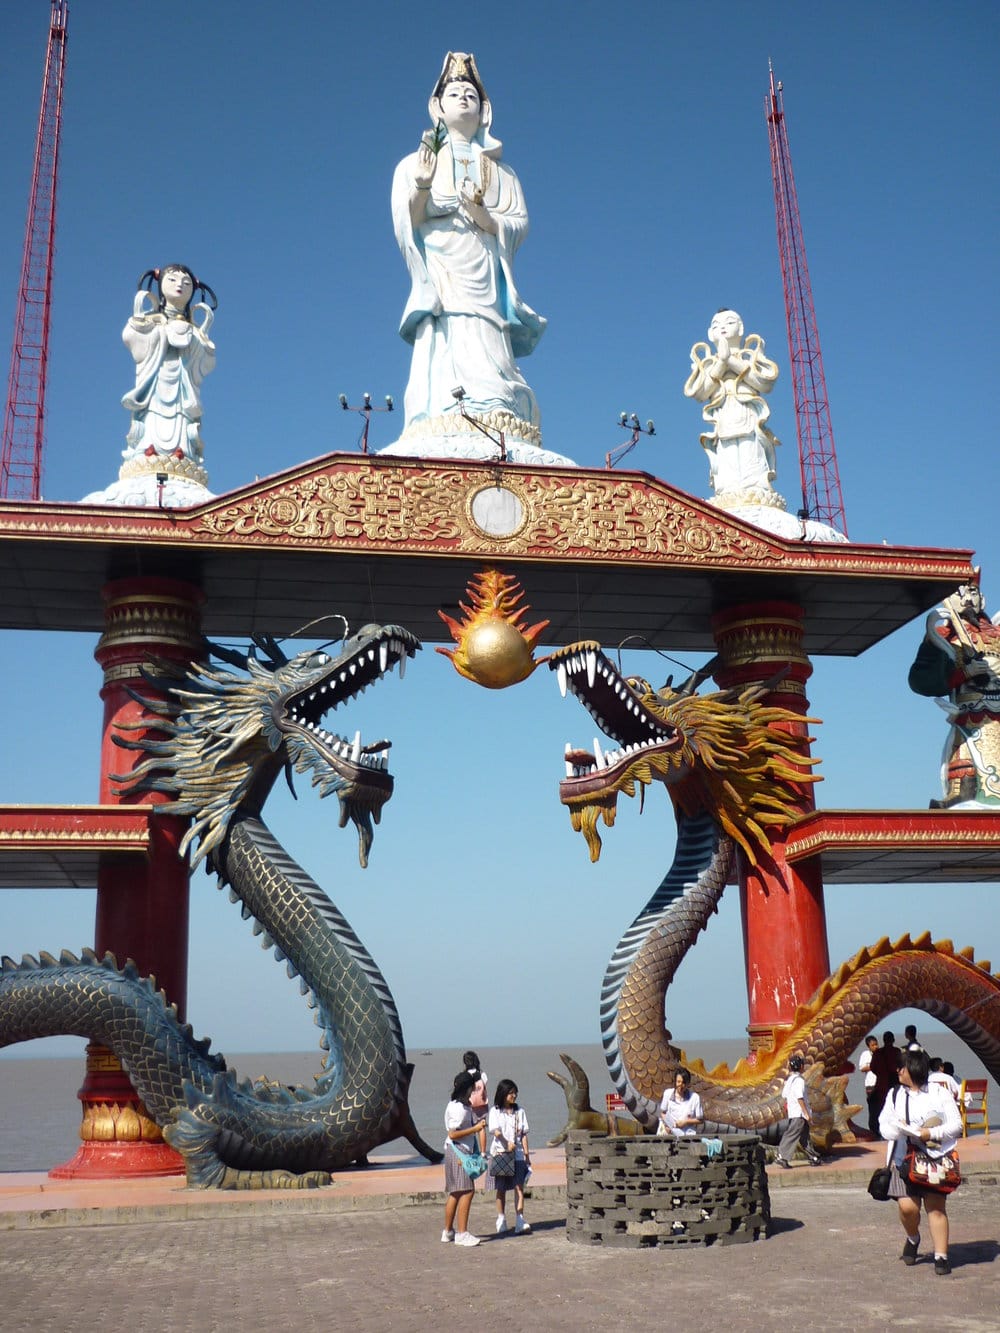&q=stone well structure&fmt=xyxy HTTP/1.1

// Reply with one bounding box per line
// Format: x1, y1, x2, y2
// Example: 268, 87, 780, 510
565, 1130, 770, 1248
